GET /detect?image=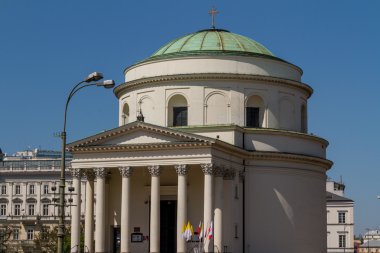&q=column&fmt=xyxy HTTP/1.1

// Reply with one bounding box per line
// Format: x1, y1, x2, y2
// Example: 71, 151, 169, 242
8, 183, 13, 215
223, 168, 236, 252
85, 170, 95, 253
71, 168, 82, 253
175, 164, 188, 253
201, 163, 214, 253
148, 165, 161, 253
95, 168, 108, 253
119, 167, 133, 253
36, 182, 41, 215
23, 182, 27, 215
214, 166, 225, 253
